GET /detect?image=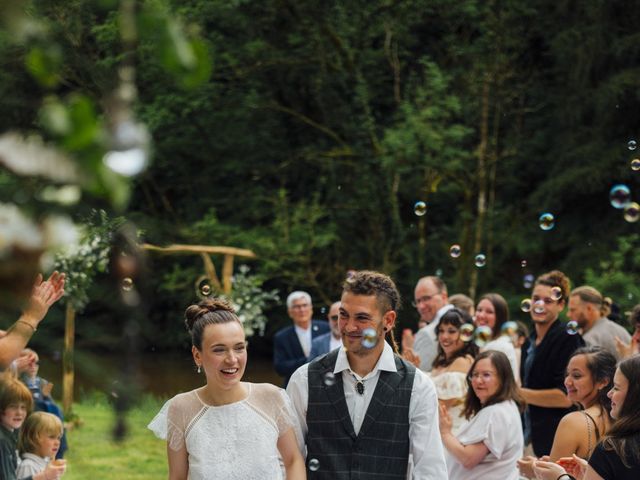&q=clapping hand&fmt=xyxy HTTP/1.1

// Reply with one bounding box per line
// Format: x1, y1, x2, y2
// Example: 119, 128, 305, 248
557, 454, 587, 479
23, 272, 66, 325
438, 402, 453, 435
402, 347, 421, 368
517, 455, 537, 479
615, 335, 638, 359
532, 459, 568, 480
